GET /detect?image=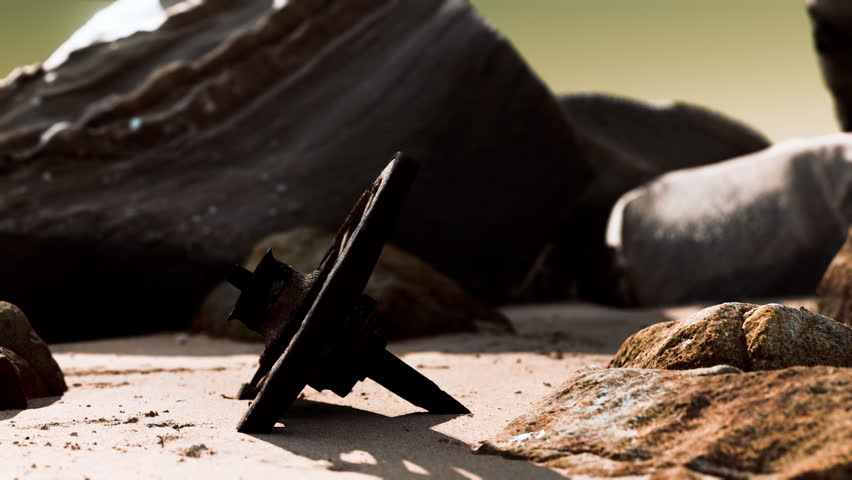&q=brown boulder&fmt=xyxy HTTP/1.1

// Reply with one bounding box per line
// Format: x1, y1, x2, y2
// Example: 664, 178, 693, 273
818, 228, 852, 325
479, 366, 852, 478
0, 0, 587, 341
0, 302, 66, 409
610, 302, 852, 371
194, 227, 514, 341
